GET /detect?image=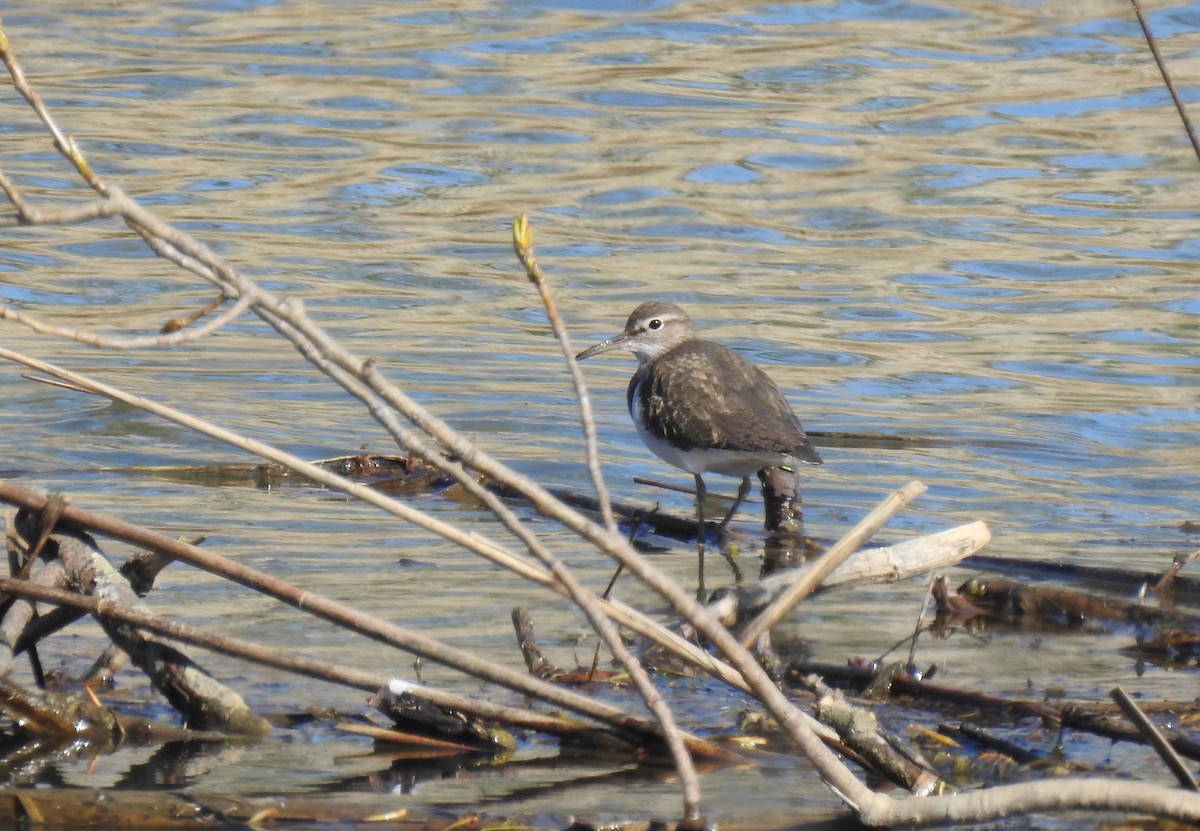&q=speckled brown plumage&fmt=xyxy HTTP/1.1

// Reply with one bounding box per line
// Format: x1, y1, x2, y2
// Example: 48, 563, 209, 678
628, 338, 822, 463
